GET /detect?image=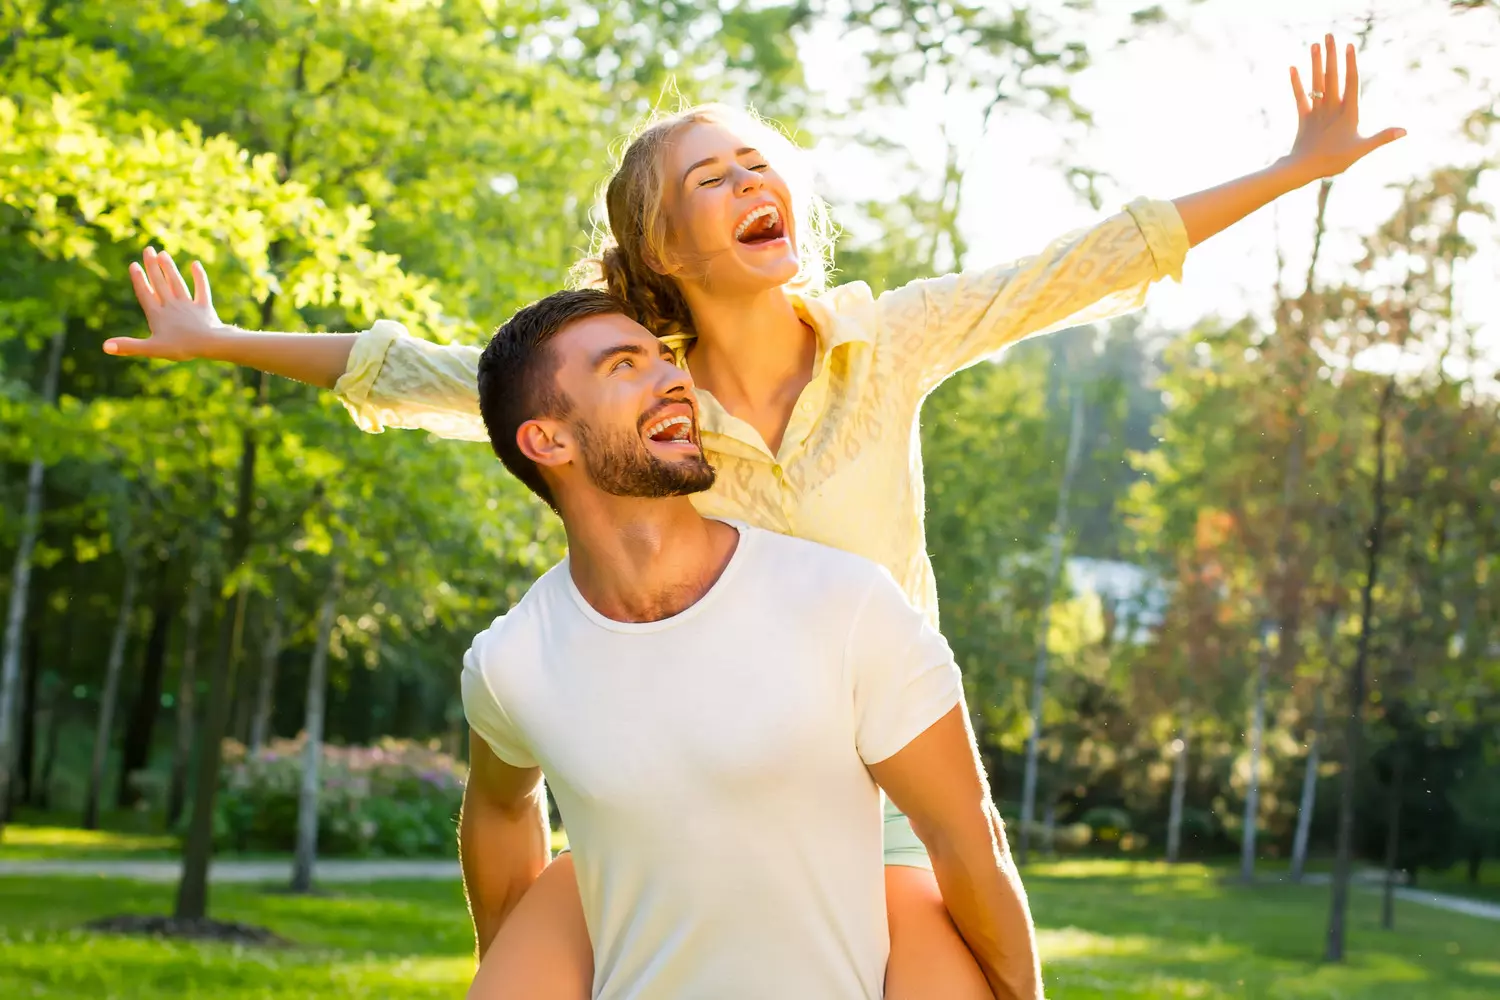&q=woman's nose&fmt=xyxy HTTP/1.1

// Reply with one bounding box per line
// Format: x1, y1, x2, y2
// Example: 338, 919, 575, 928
733, 164, 764, 195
